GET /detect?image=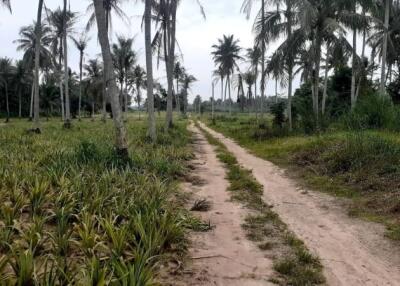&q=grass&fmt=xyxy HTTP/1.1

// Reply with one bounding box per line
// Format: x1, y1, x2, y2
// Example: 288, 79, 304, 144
202, 113, 400, 241
0, 115, 197, 284
197, 121, 325, 285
